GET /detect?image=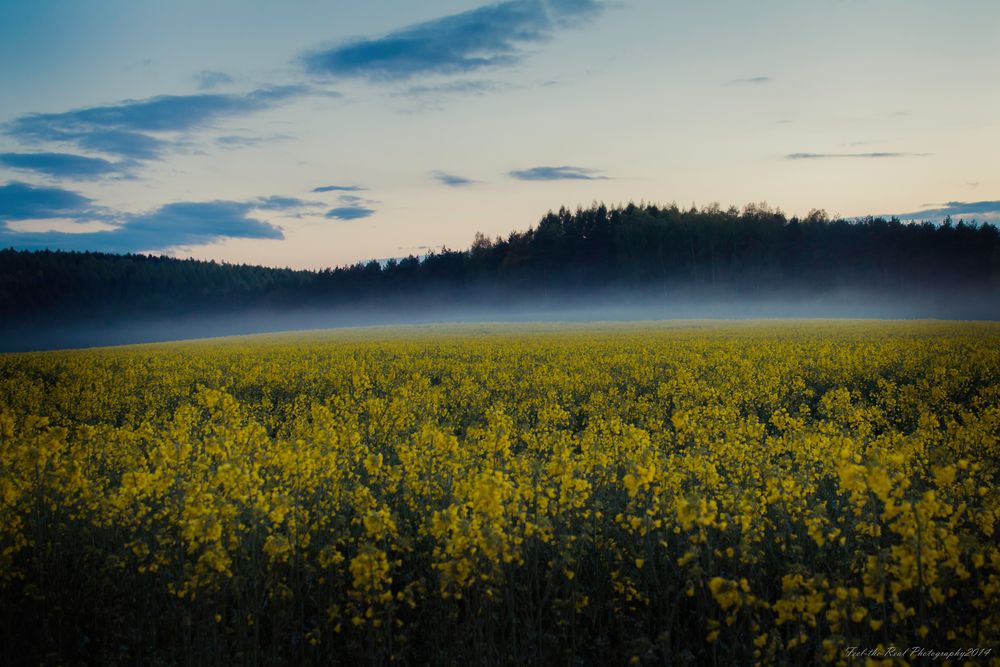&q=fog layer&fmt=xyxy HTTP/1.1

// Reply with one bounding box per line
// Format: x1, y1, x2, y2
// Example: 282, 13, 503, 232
3, 287, 997, 352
